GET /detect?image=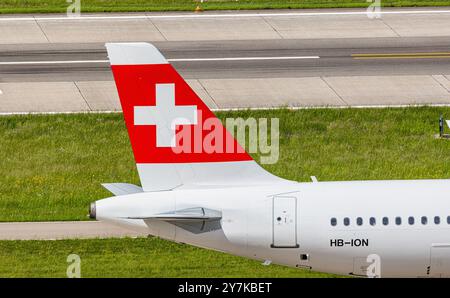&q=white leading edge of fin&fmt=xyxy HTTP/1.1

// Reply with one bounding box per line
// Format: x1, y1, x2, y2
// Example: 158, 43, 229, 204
105, 42, 168, 65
